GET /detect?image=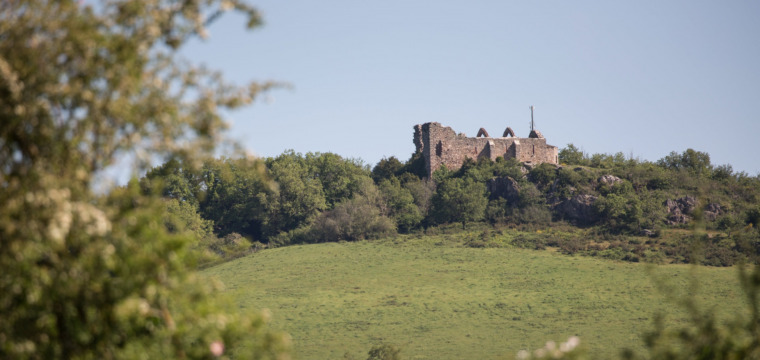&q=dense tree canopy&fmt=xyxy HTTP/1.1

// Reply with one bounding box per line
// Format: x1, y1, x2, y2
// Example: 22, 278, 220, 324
432, 177, 488, 229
